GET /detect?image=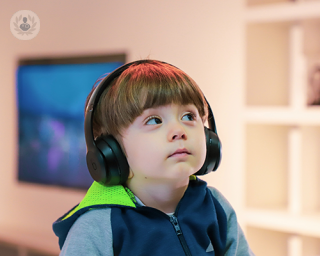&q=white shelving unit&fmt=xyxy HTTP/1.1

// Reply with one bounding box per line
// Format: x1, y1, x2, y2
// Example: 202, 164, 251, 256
243, 1, 320, 255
